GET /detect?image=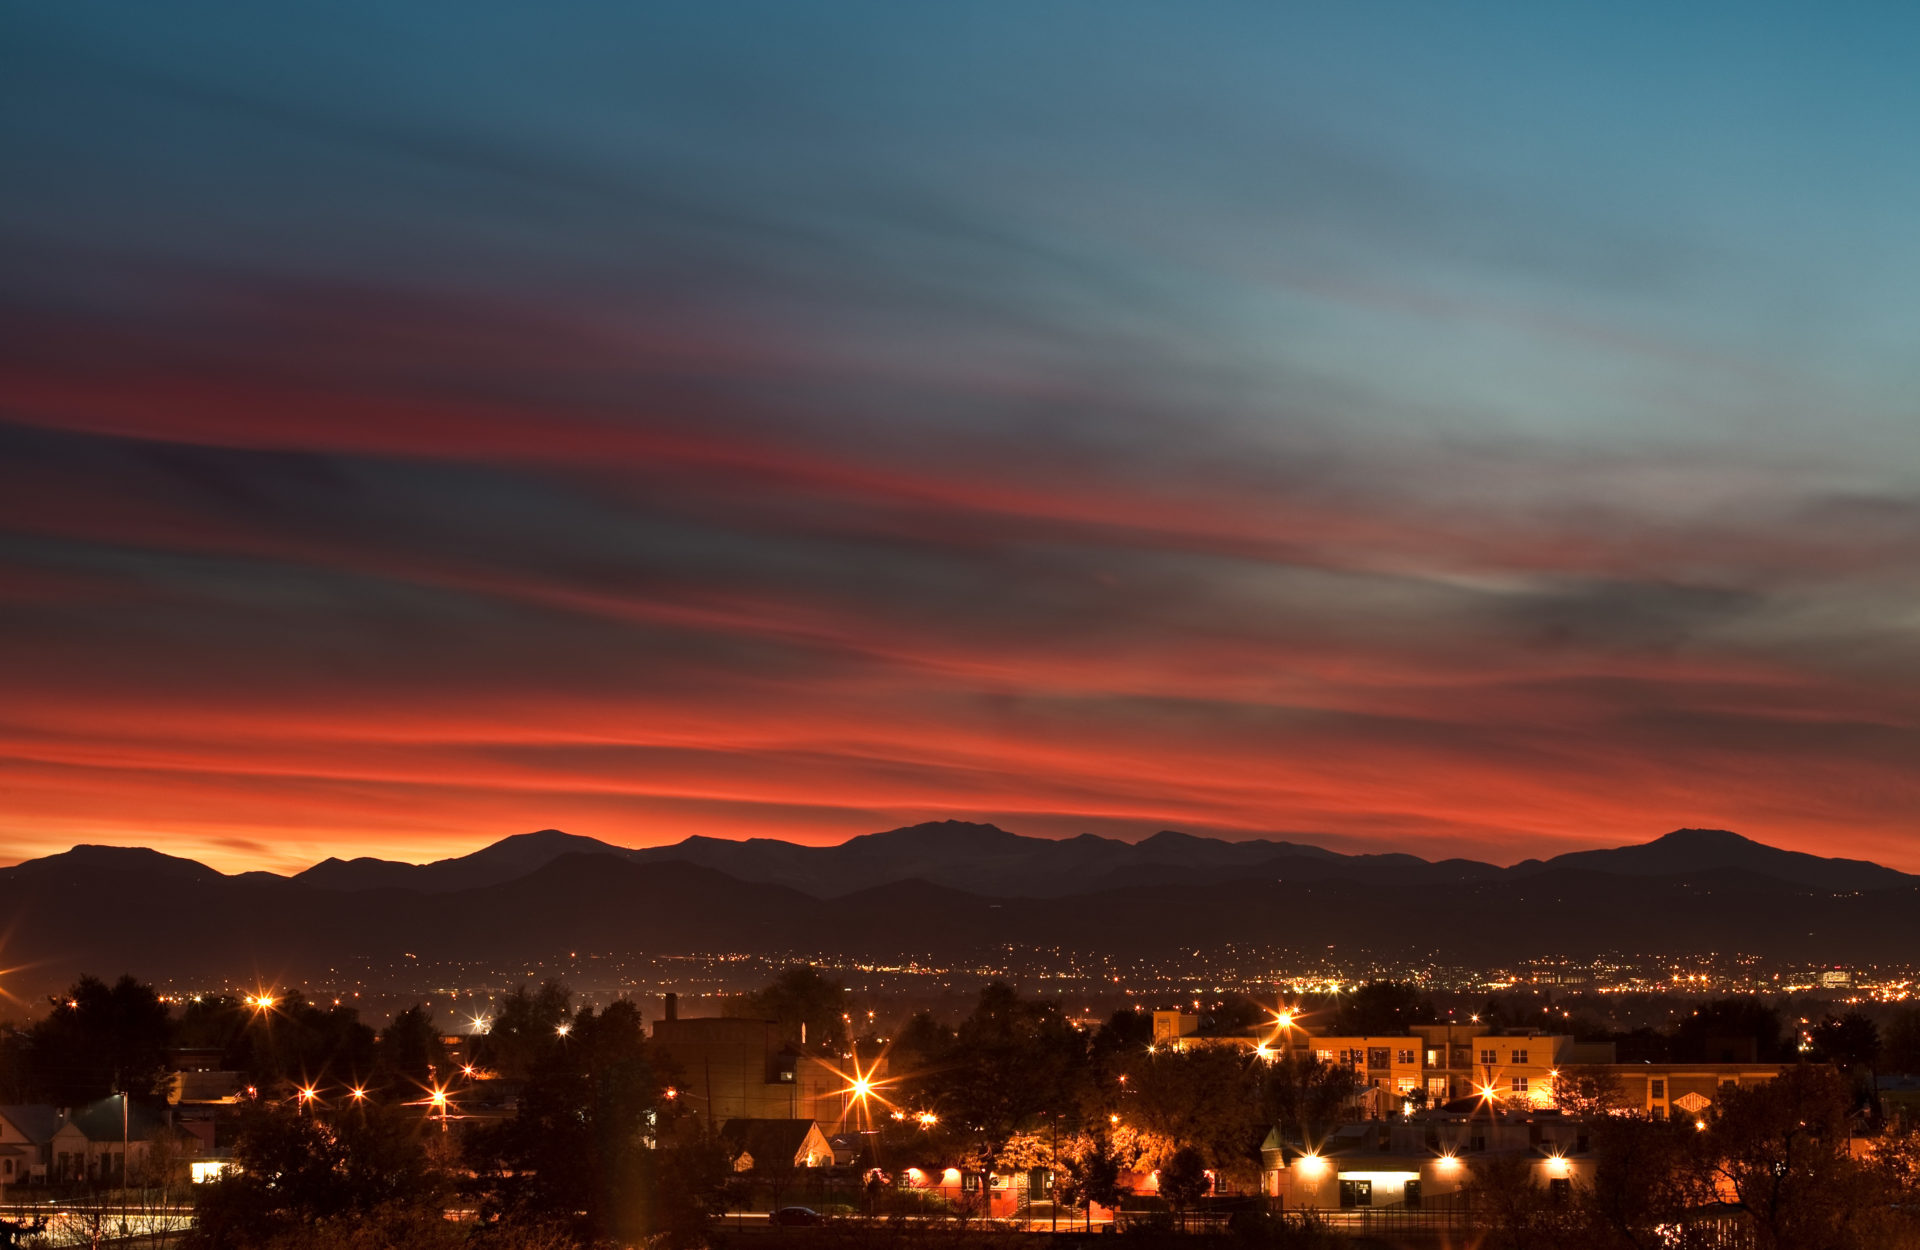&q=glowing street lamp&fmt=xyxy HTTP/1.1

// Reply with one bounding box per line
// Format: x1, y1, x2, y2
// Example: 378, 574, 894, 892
555, 1022, 572, 1038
